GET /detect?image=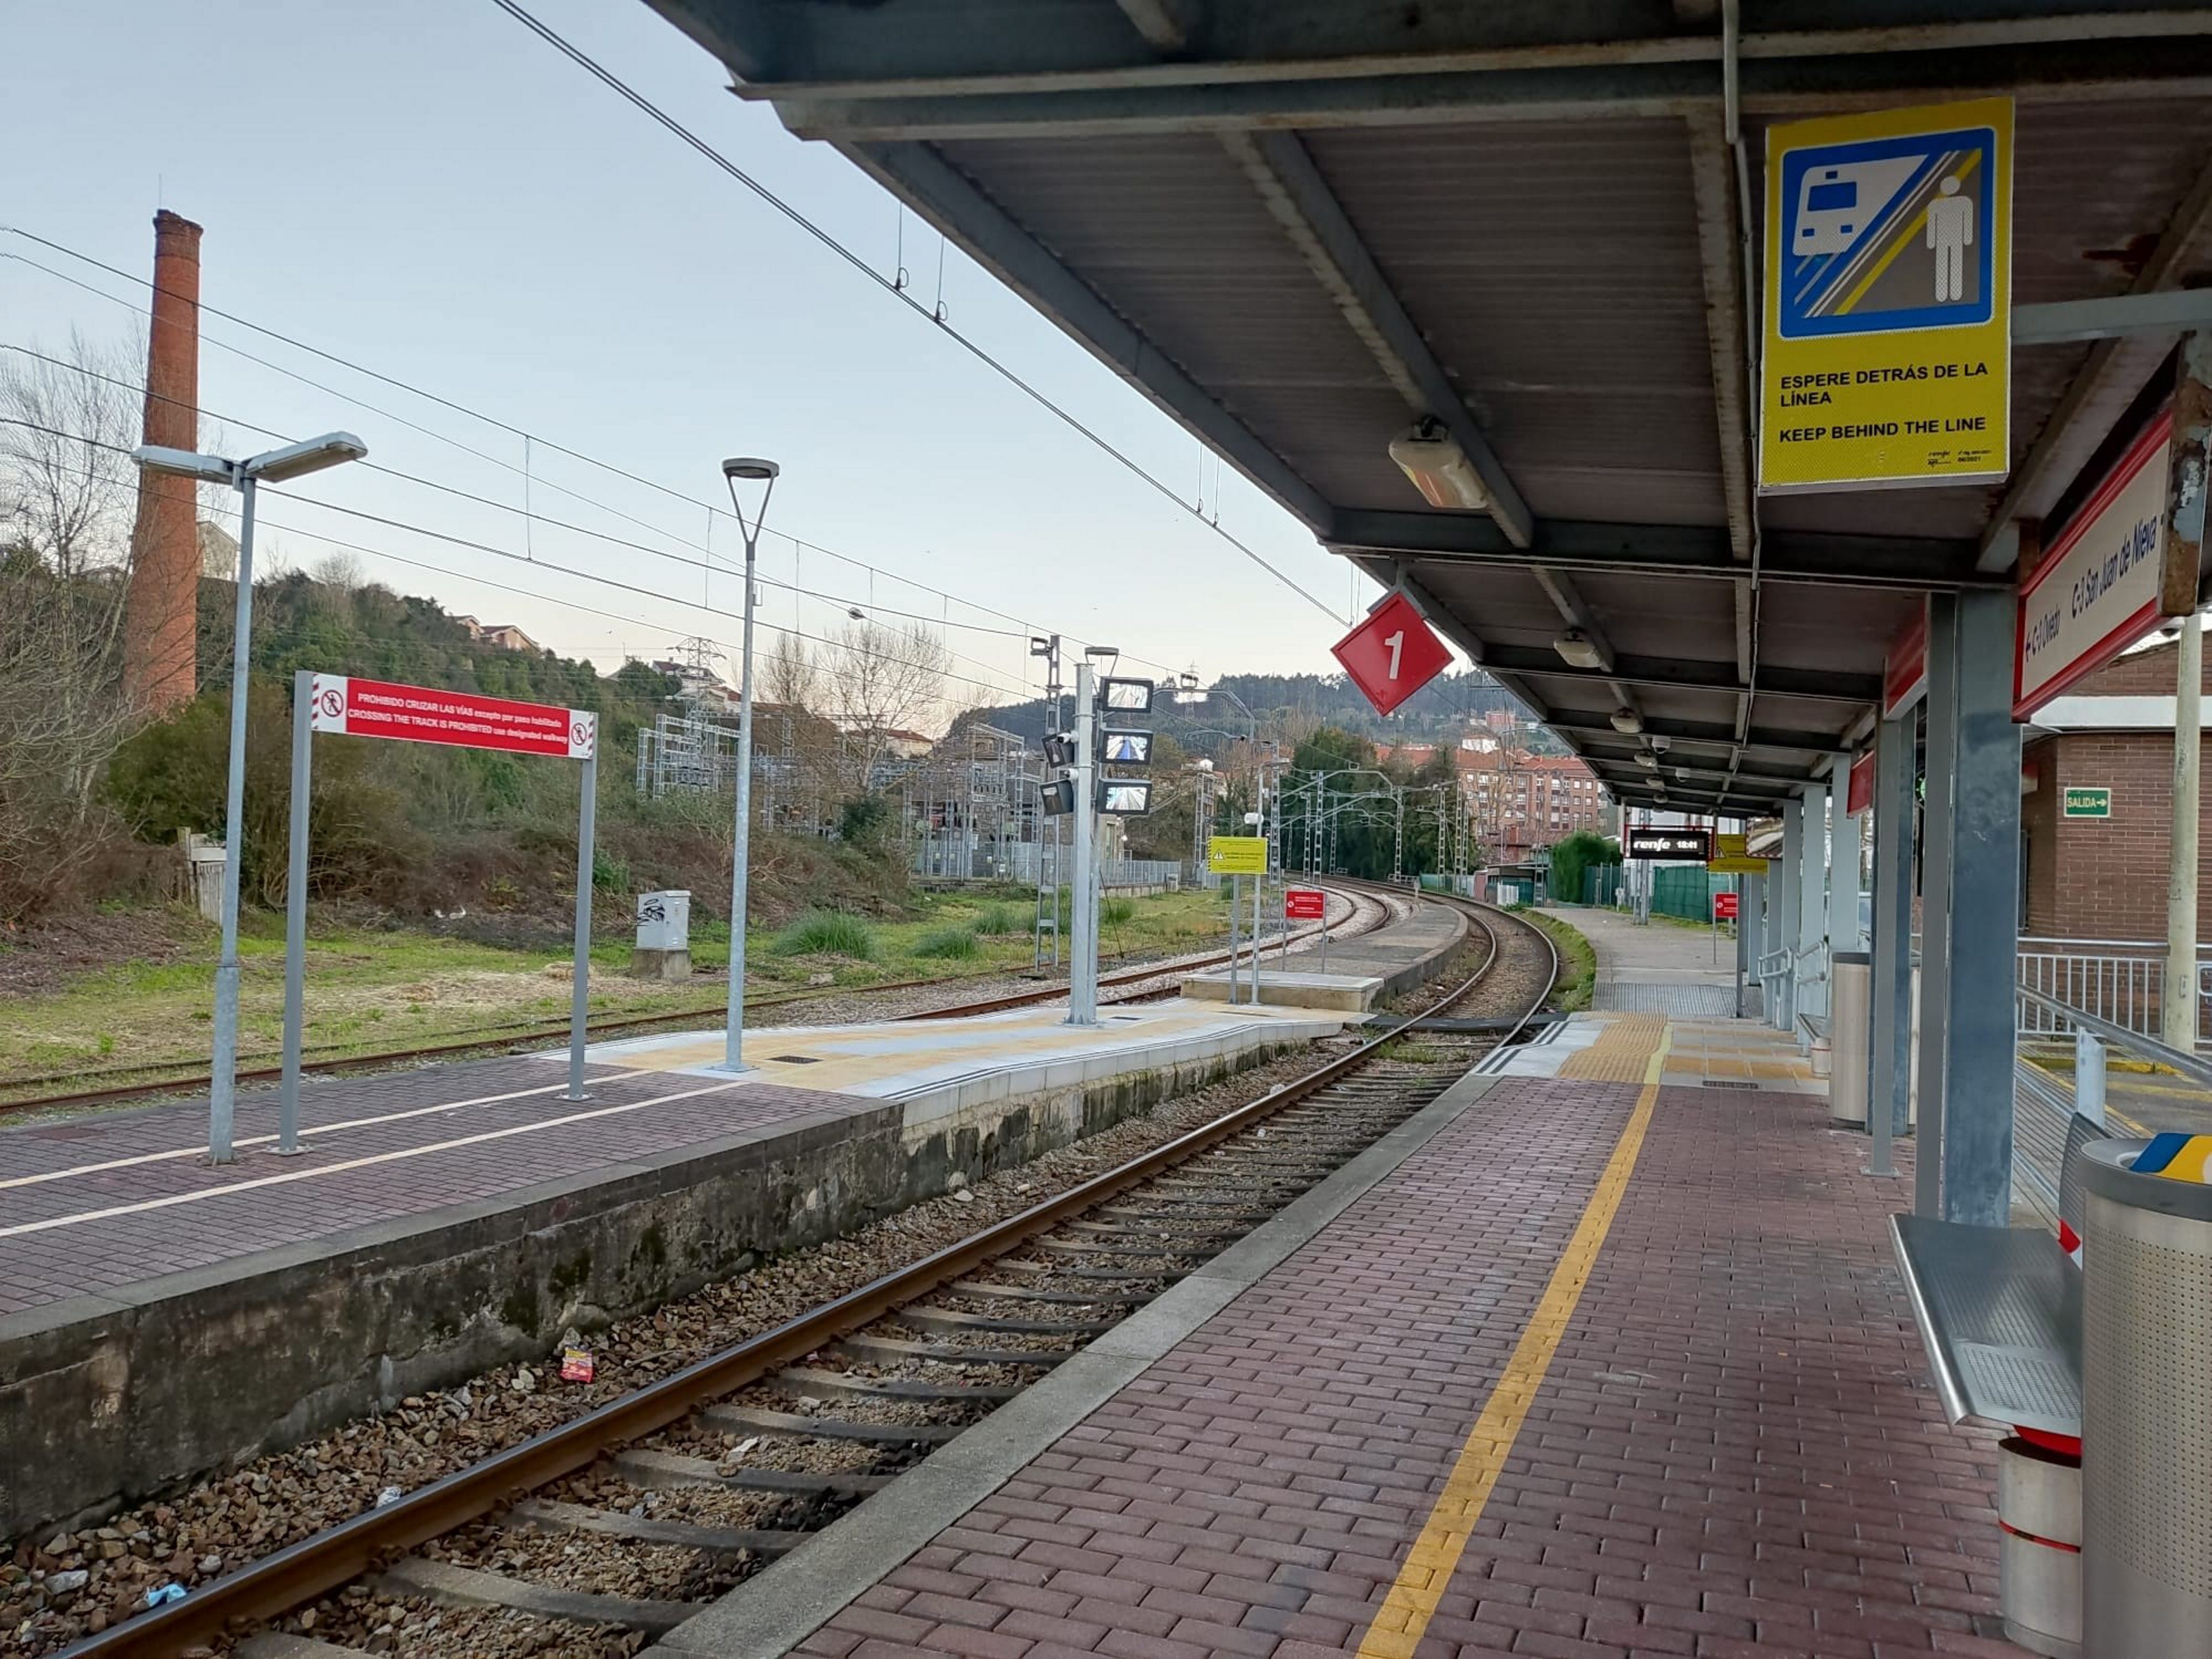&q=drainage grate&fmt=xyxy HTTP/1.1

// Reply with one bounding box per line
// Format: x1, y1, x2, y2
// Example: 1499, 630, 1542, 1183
768, 1054, 824, 1065
1701, 1078, 1759, 1089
